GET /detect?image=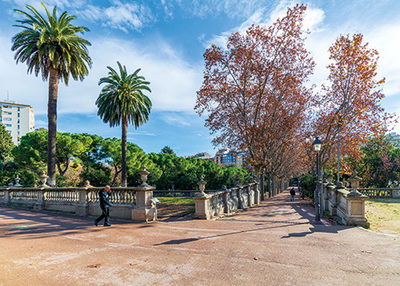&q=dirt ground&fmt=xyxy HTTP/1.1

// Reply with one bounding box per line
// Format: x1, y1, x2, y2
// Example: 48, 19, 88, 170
365, 198, 400, 235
